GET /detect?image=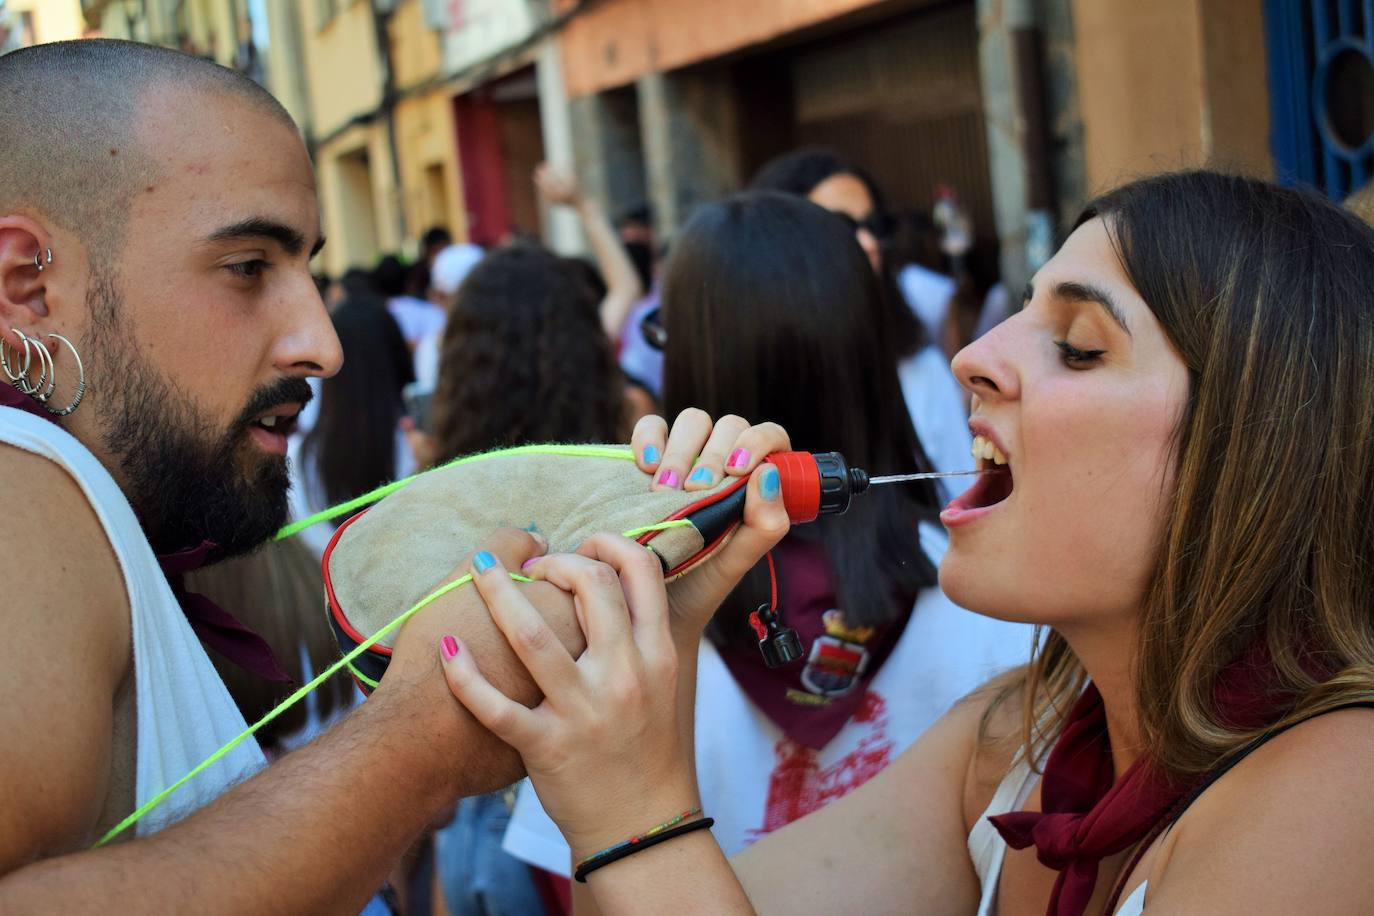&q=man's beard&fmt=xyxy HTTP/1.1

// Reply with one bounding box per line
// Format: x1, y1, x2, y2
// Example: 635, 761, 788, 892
85, 275, 312, 562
